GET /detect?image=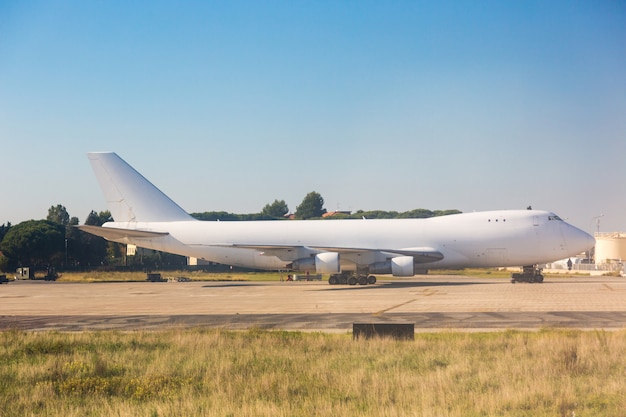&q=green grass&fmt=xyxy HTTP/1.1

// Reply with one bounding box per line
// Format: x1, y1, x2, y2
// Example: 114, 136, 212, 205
1, 329, 624, 416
